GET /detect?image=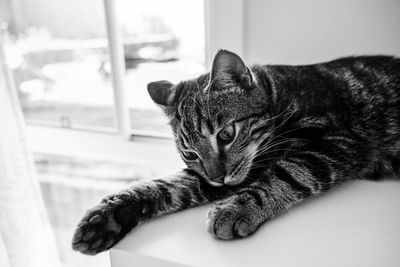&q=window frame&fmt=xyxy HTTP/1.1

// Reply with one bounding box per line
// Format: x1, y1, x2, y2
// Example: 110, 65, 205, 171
2, 0, 245, 144
106, 0, 245, 140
